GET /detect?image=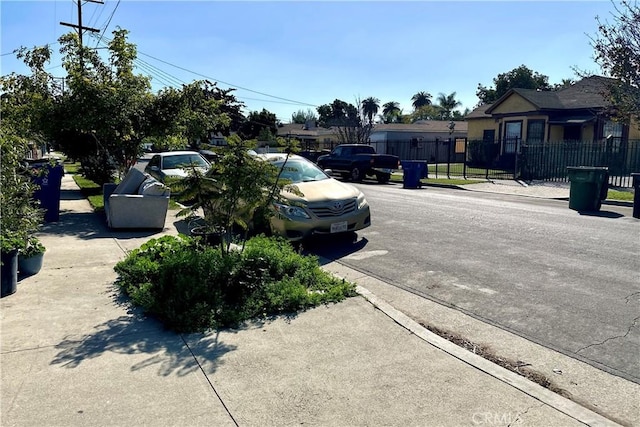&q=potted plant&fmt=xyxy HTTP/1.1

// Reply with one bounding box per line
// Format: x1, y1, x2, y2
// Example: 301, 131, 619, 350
18, 236, 46, 277
1, 234, 23, 297
171, 136, 281, 253
1, 132, 45, 297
